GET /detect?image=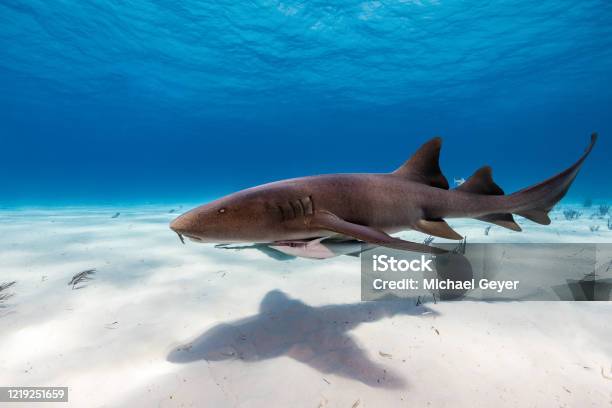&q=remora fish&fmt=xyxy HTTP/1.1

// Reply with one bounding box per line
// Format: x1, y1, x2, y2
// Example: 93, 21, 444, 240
171, 134, 597, 254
